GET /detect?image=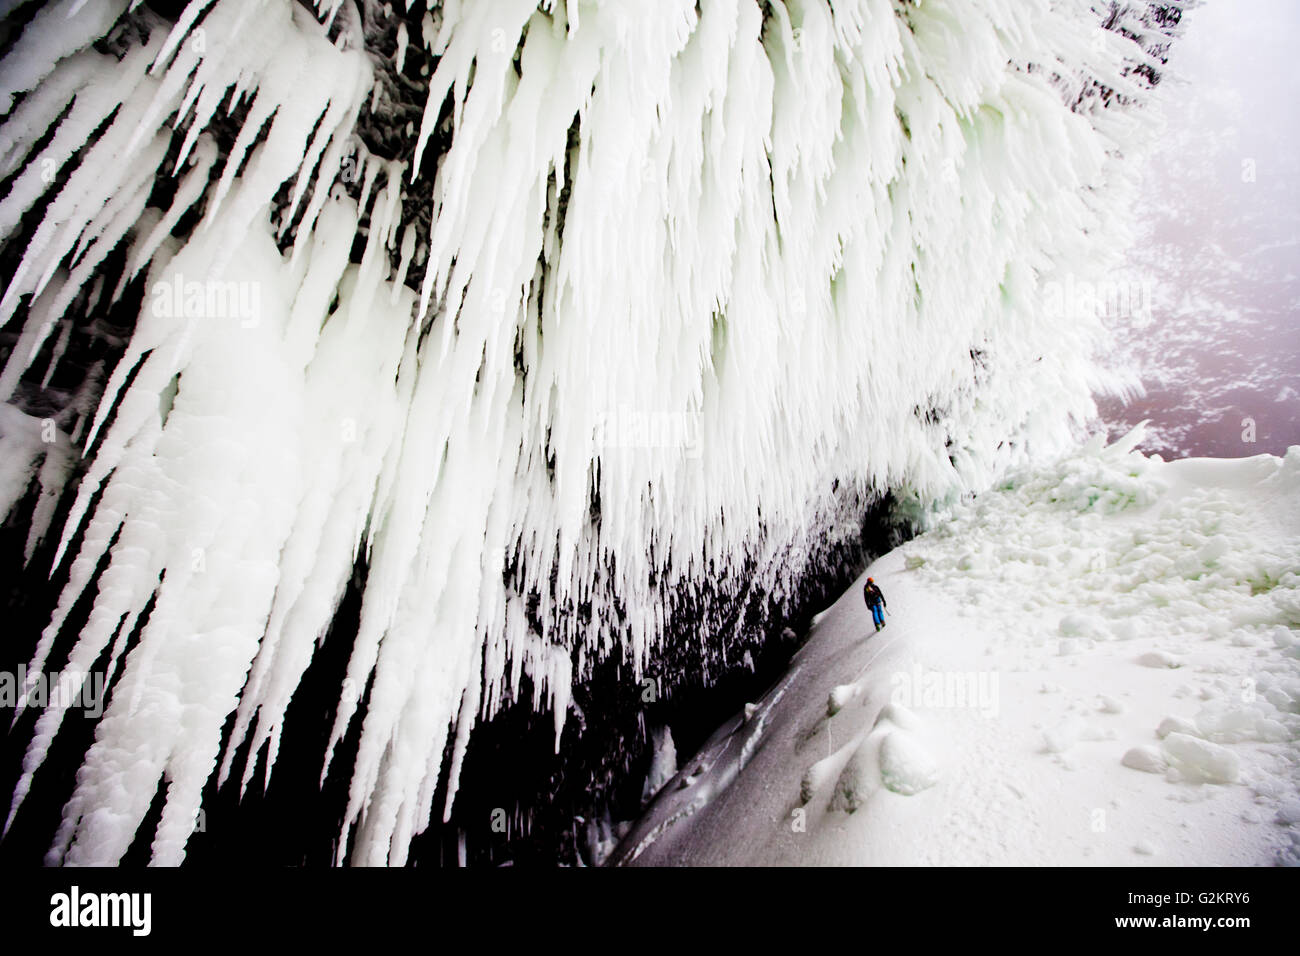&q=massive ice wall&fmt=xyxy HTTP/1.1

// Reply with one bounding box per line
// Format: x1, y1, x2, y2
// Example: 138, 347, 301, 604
0, 0, 1190, 864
